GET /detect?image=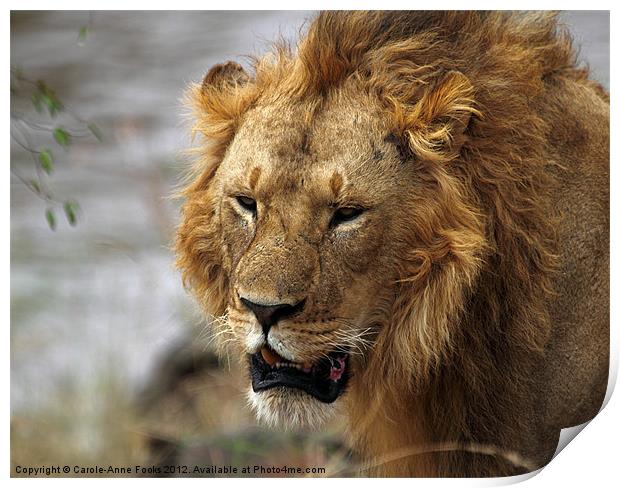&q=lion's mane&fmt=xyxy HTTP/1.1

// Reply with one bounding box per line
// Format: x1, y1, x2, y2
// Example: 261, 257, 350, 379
176, 12, 608, 476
